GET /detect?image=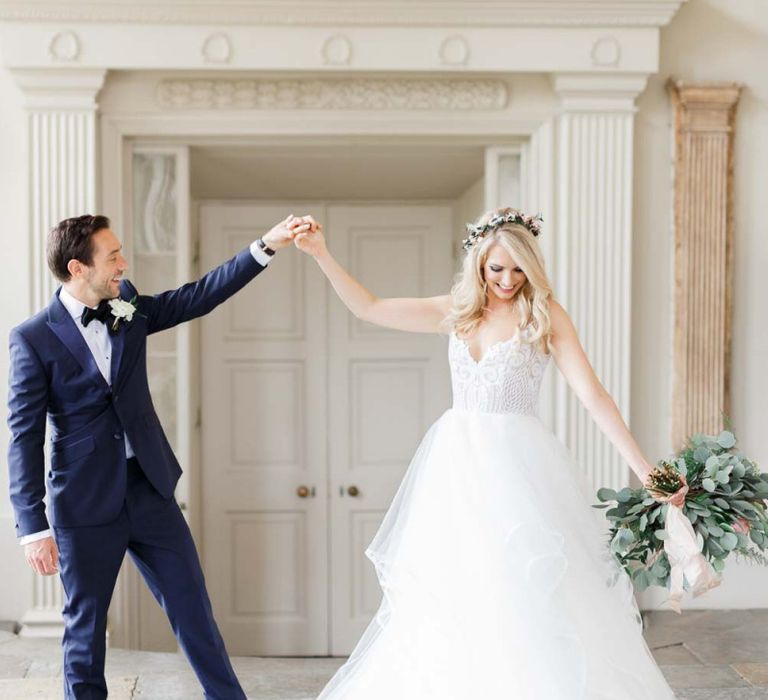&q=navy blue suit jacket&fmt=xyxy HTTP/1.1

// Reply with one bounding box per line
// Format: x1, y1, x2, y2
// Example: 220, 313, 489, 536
7, 247, 264, 536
